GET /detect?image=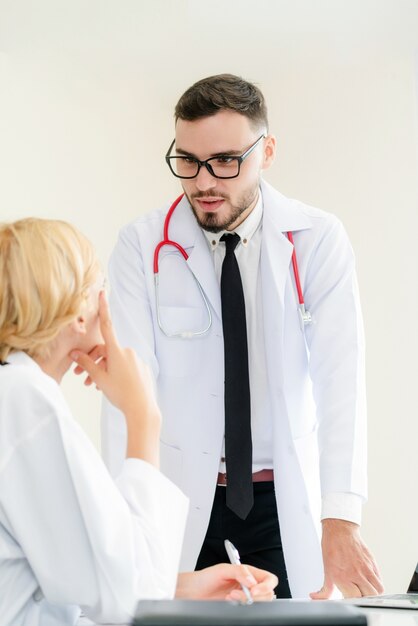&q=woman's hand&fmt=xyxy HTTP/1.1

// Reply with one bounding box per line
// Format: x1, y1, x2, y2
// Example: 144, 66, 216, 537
70, 291, 161, 466
176, 563, 278, 603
